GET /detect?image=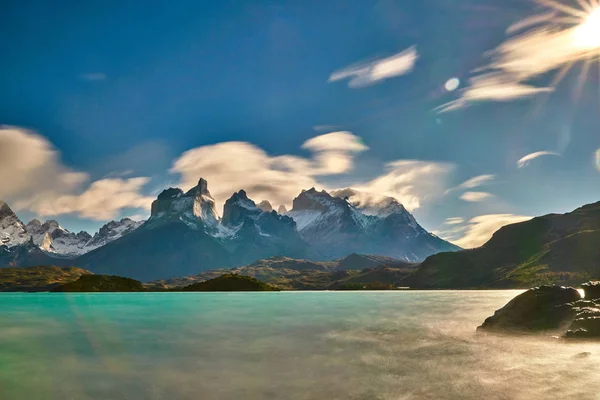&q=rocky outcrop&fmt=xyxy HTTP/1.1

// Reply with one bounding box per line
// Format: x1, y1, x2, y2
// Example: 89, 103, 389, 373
277, 205, 288, 214
478, 285, 581, 332
478, 282, 600, 339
